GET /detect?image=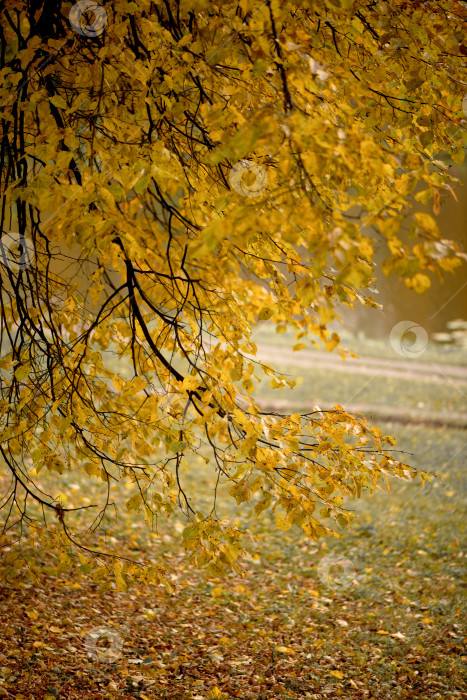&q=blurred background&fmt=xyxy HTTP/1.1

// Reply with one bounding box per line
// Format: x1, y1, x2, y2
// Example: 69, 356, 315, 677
337, 162, 467, 344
